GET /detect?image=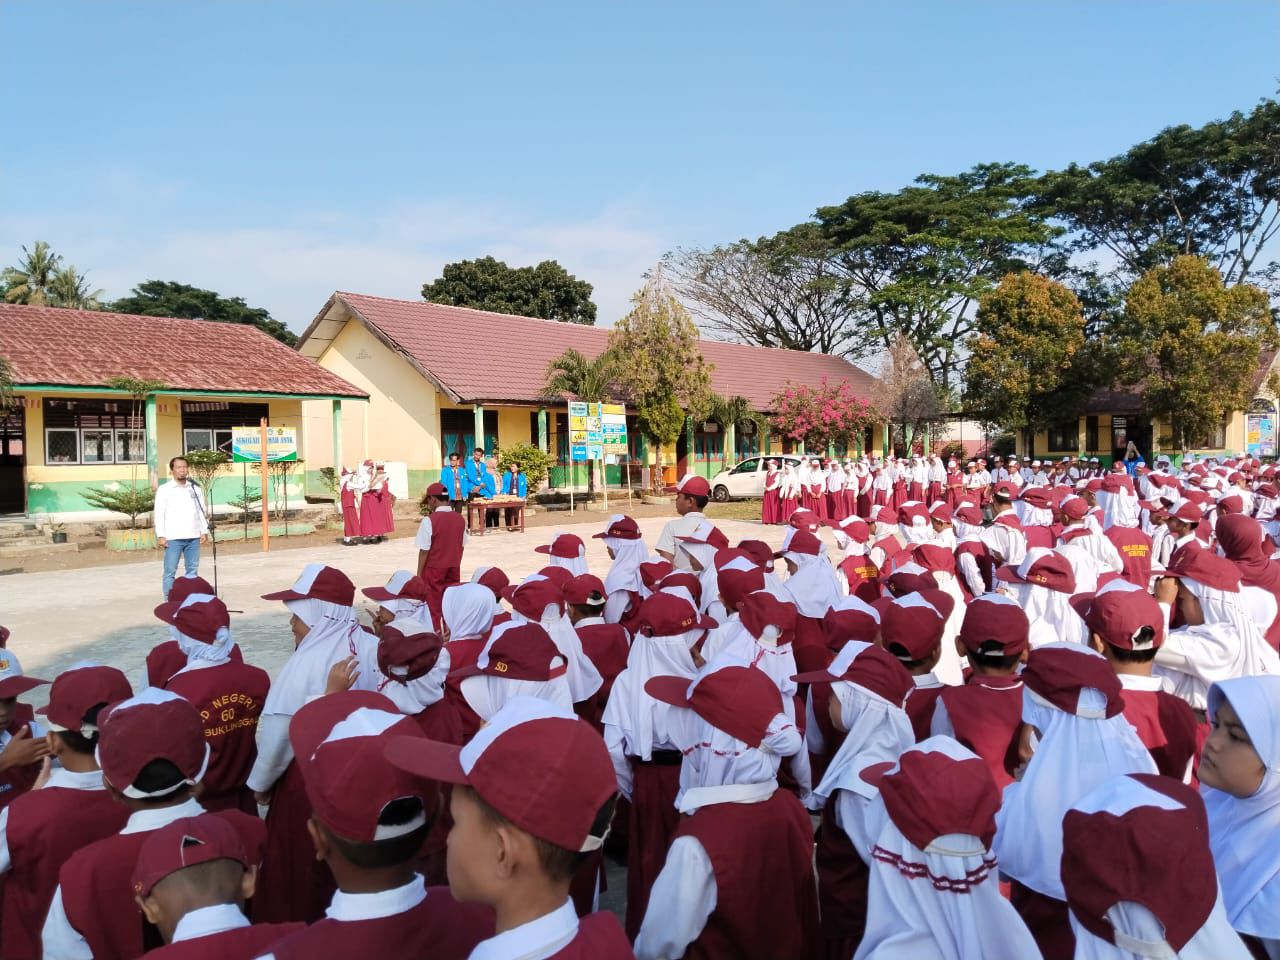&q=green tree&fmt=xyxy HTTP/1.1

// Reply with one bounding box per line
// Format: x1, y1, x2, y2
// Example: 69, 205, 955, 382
1114, 256, 1276, 449
706, 394, 767, 466
542, 349, 619, 494
608, 276, 714, 490
0, 357, 14, 409
497, 442, 553, 492
48, 265, 104, 310
3, 241, 63, 306
110, 280, 297, 346
817, 162, 1063, 391
663, 223, 872, 360
1037, 97, 1280, 288
422, 256, 597, 325
963, 272, 1088, 449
